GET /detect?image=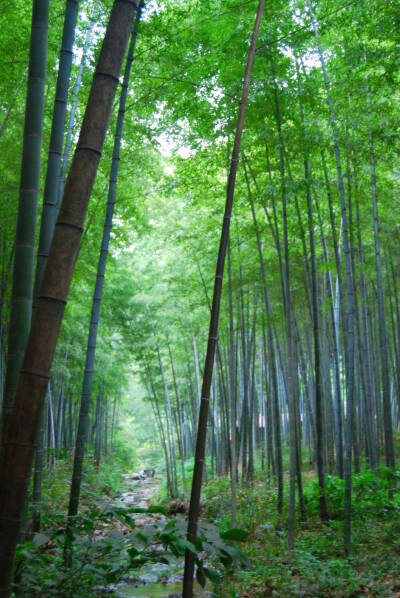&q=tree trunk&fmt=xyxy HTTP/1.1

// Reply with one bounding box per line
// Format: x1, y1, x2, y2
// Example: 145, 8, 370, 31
58, 21, 94, 209
2, 0, 49, 444
365, 79, 395, 480
34, 0, 80, 298
227, 241, 237, 525
182, 3, 265, 594
296, 66, 328, 519
309, 3, 355, 555
66, 5, 142, 536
